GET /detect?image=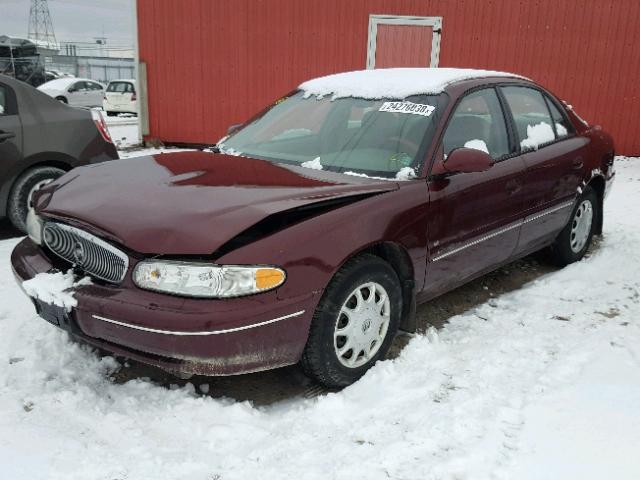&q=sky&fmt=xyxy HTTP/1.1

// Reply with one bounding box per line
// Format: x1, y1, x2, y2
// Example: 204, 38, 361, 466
0, 0, 134, 56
